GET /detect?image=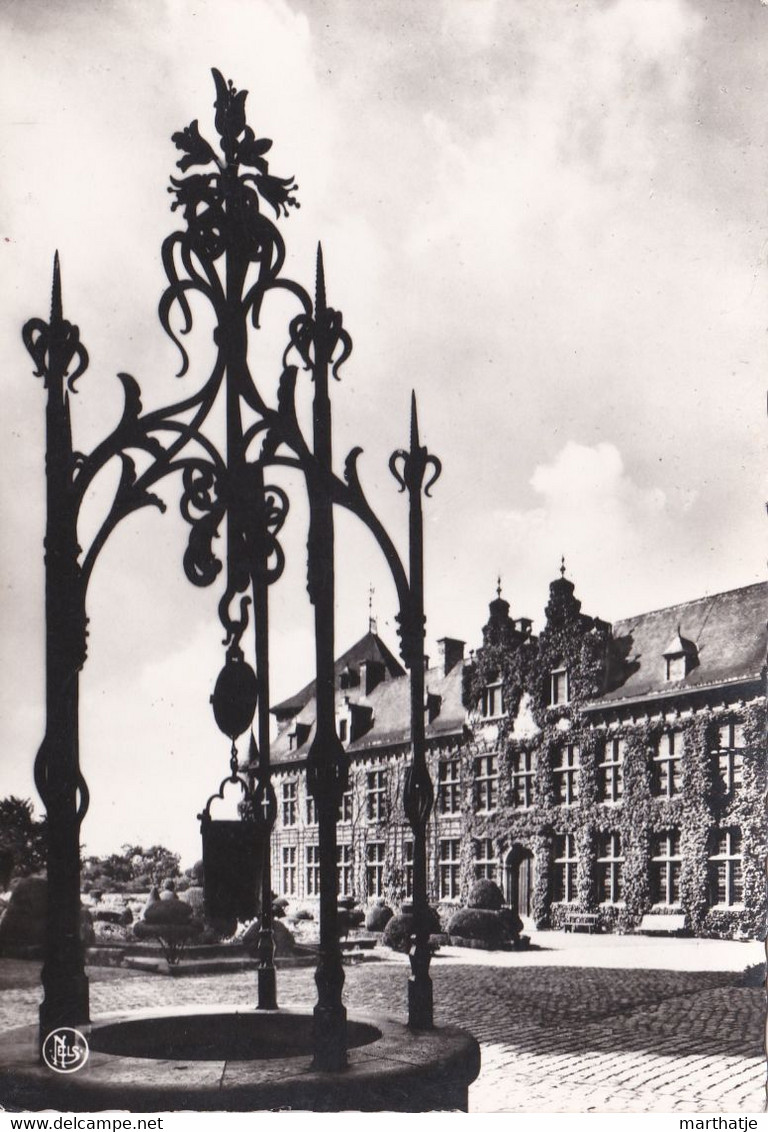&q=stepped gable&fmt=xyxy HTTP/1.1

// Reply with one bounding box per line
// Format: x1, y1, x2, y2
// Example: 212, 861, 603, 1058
593, 580, 768, 708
